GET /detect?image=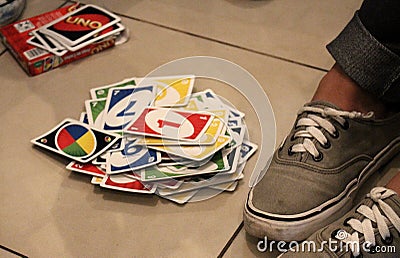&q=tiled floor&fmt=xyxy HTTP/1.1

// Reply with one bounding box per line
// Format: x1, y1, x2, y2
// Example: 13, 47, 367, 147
3, 0, 398, 257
